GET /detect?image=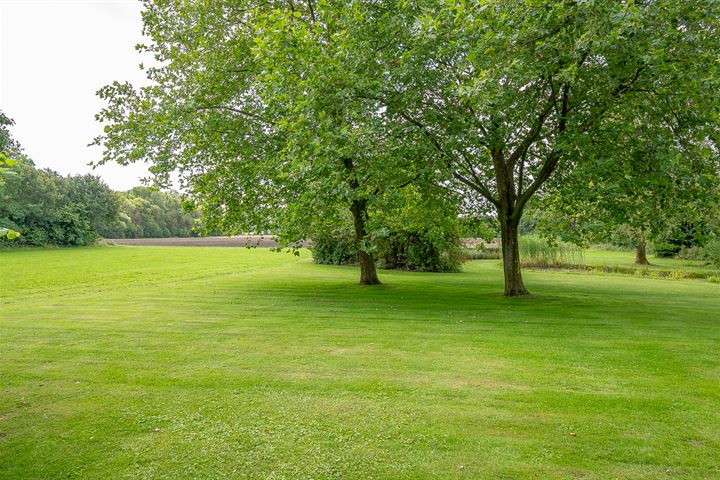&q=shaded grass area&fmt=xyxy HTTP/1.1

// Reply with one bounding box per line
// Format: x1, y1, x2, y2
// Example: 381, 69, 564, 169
1, 247, 719, 479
